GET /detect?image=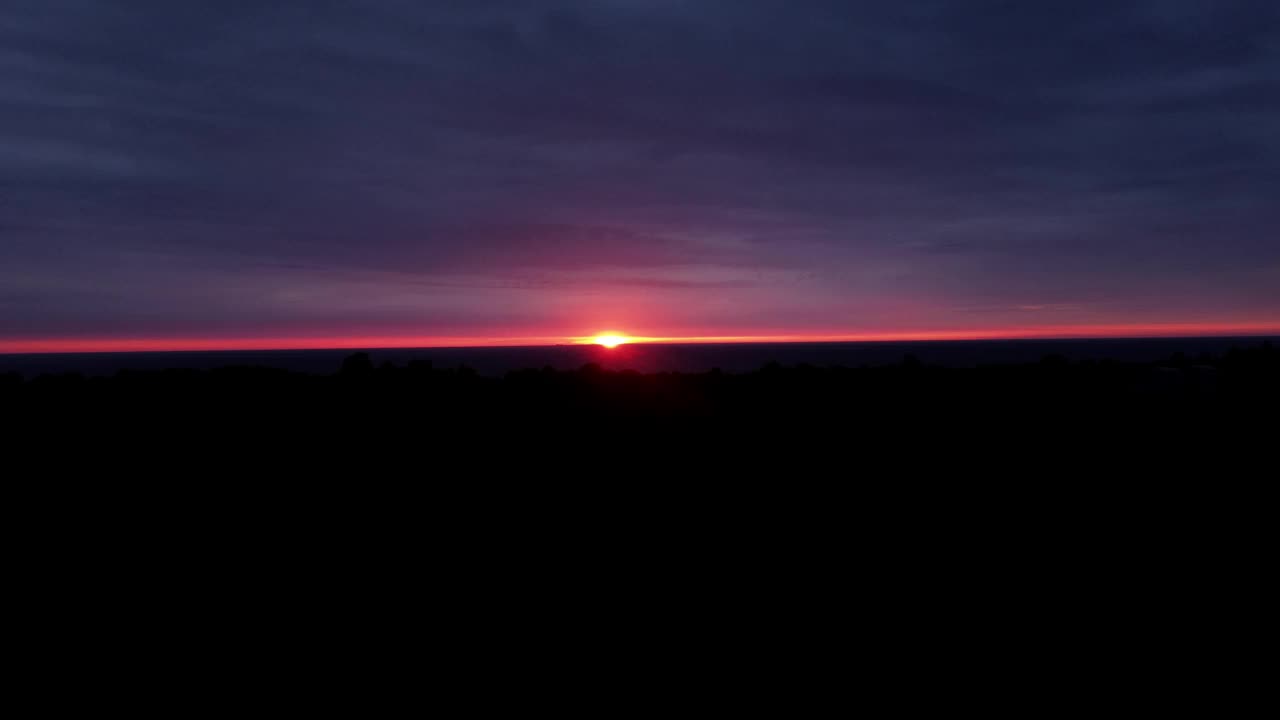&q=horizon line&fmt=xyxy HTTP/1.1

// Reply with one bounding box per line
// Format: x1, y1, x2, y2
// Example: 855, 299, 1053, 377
2, 323, 1278, 355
